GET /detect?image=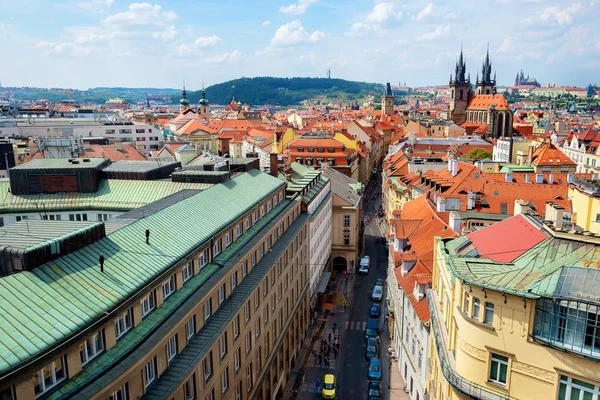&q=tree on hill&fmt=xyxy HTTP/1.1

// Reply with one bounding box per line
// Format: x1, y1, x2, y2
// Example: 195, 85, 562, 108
467, 148, 493, 161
